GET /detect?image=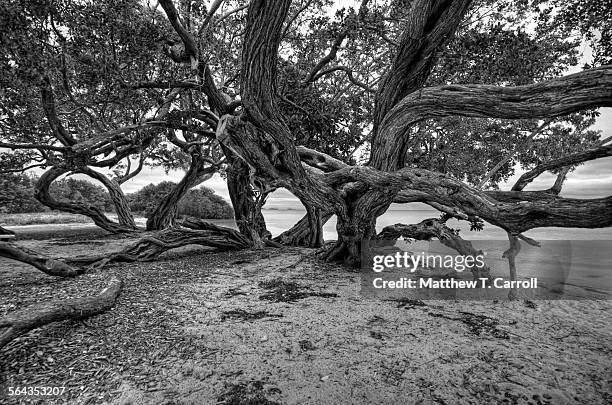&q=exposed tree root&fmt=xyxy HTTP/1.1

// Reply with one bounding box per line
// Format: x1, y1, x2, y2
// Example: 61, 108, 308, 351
0, 277, 123, 349
0, 242, 83, 277
377, 218, 491, 279
68, 220, 251, 268
274, 211, 333, 248
317, 240, 361, 267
